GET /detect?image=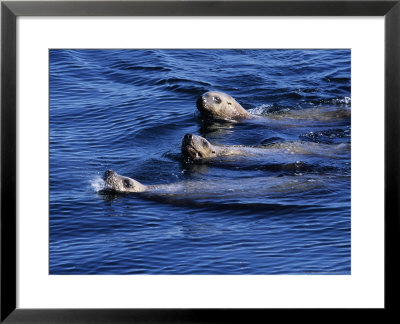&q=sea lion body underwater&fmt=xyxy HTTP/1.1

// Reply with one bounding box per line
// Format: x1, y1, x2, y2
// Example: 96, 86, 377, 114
196, 91, 350, 121
102, 170, 323, 195
103, 170, 187, 194
181, 133, 349, 161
